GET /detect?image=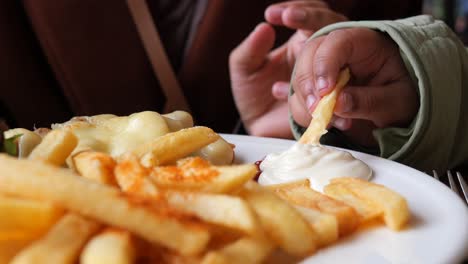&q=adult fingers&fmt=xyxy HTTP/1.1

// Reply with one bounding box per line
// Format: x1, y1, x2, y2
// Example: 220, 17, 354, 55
229, 23, 276, 75
334, 81, 419, 128
265, 0, 328, 25
272, 81, 290, 100
282, 7, 347, 33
